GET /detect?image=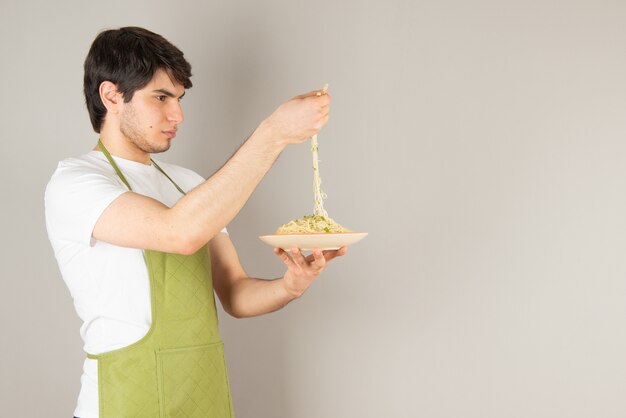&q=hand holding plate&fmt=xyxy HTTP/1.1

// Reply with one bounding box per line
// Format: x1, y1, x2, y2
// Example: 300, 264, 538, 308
274, 246, 348, 298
